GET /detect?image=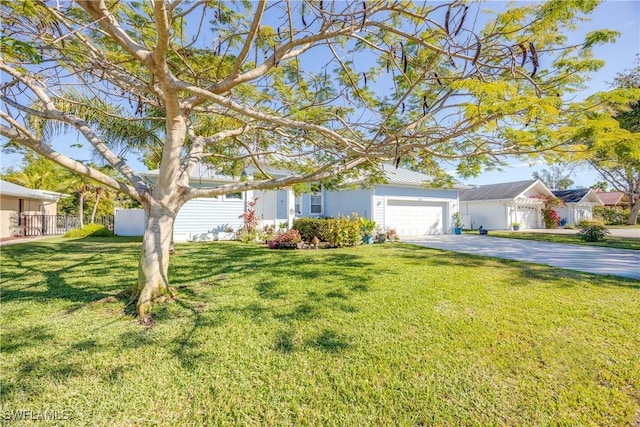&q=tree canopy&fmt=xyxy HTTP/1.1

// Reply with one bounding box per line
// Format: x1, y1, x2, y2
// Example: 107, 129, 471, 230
574, 60, 640, 224
0, 0, 622, 315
